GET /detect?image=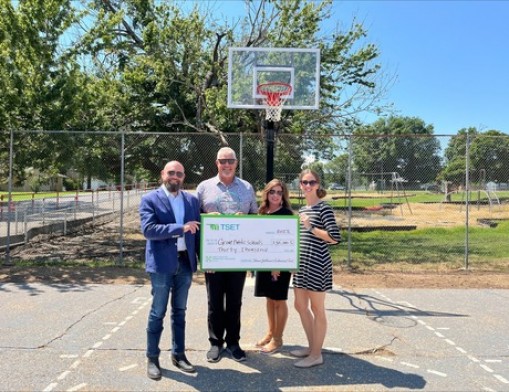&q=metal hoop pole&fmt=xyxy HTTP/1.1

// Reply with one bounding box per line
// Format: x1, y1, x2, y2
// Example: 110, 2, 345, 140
265, 120, 276, 183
